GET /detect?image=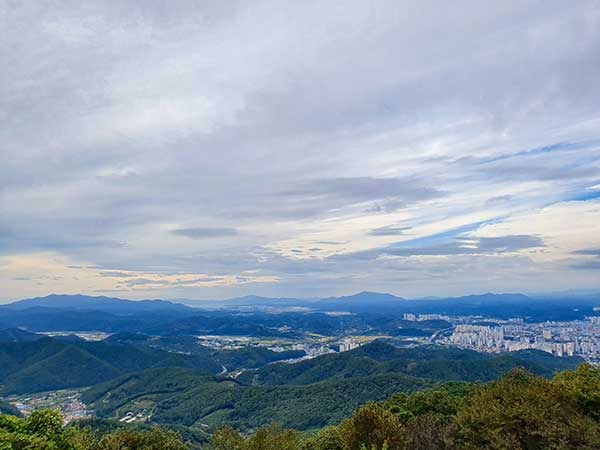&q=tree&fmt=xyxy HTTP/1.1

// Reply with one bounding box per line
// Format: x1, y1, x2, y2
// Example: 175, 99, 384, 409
0, 410, 82, 450
305, 427, 344, 450
402, 414, 455, 450
553, 363, 600, 420
337, 403, 404, 450
92, 427, 189, 450
0, 410, 189, 450
209, 426, 245, 450
454, 368, 600, 450
208, 424, 304, 450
